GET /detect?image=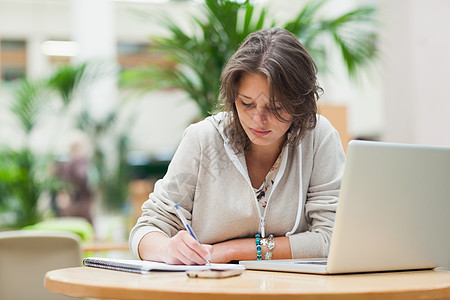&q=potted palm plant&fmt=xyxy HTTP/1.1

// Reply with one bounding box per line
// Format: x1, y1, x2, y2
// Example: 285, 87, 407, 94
0, 78, 61, 228
121, 0, 378, 118
0, 62, 130, 228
